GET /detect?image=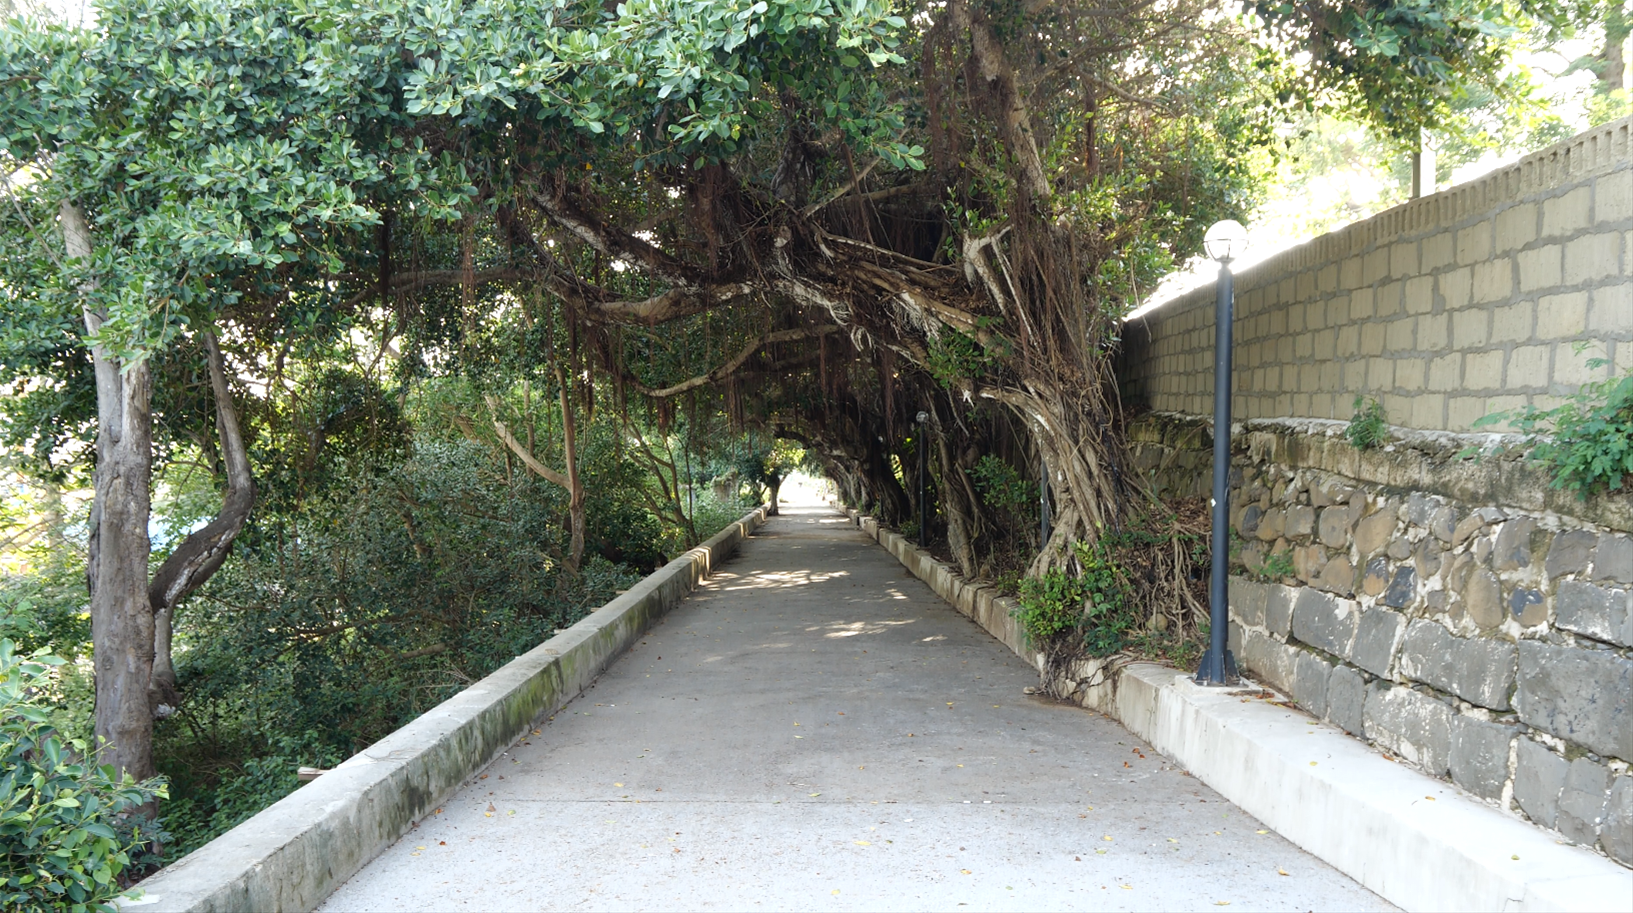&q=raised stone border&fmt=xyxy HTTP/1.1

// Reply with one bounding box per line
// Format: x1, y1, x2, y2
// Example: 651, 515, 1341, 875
129, 508, 767, 913
839, 504, 1633, 913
